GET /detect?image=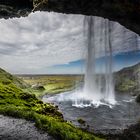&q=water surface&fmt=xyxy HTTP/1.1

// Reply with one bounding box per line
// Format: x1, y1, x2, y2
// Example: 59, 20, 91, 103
43, 92, 140, 133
